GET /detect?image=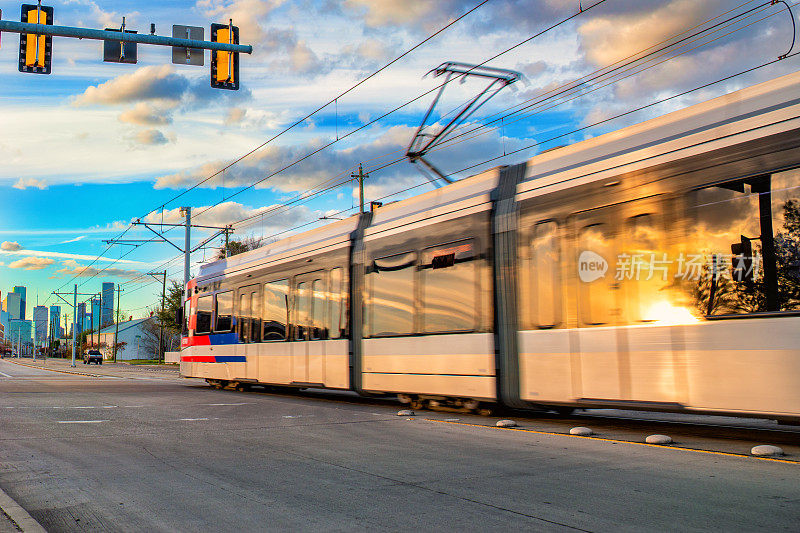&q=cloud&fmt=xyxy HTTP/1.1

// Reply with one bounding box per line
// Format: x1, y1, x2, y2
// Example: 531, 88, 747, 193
343, 0, 443, 28
1, 241, 22, 251
54, 260, 144, 280
198, 0, 281, 47
13, 178, 48, 190
224, 107, 247, 125
73, 65, 190, 106
0, 246, 143, 264
142, 201, 314, 235
8, 256, 55, 270
135, 129, 170, 146
118, 102, 174, 126
59, 236, 86, 244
